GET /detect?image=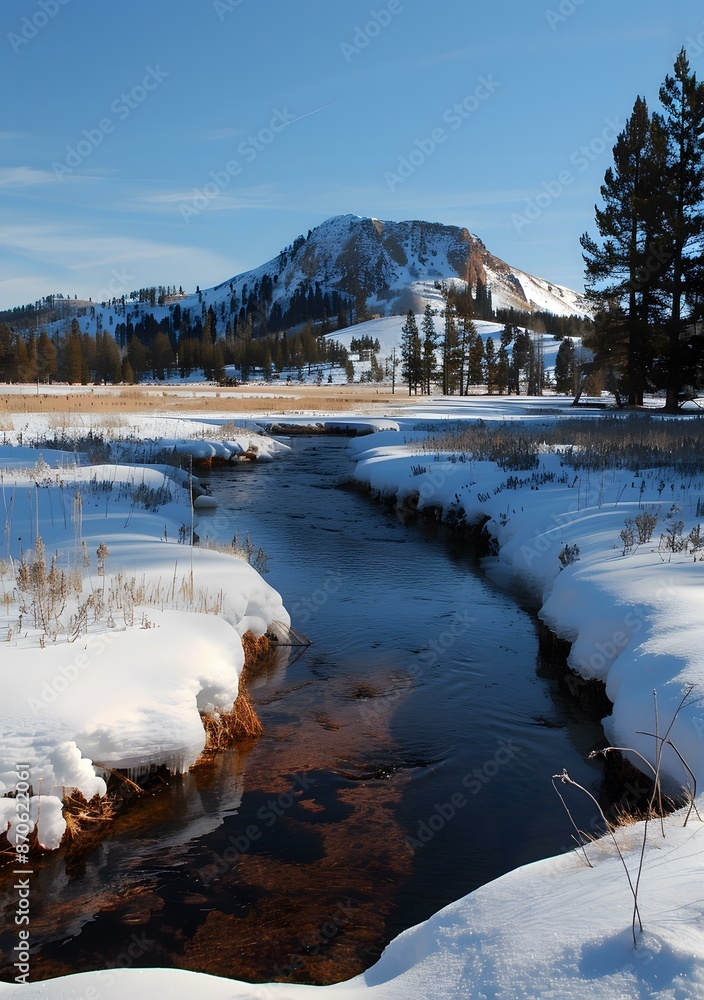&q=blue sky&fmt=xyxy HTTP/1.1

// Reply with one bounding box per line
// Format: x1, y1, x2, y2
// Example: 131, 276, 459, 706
1, 0, 703, 310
